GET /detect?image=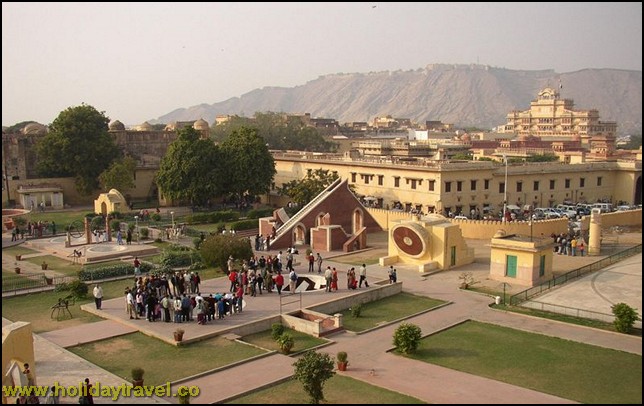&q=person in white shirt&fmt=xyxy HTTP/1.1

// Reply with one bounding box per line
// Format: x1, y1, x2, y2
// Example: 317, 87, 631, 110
93, 284, 104, 310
